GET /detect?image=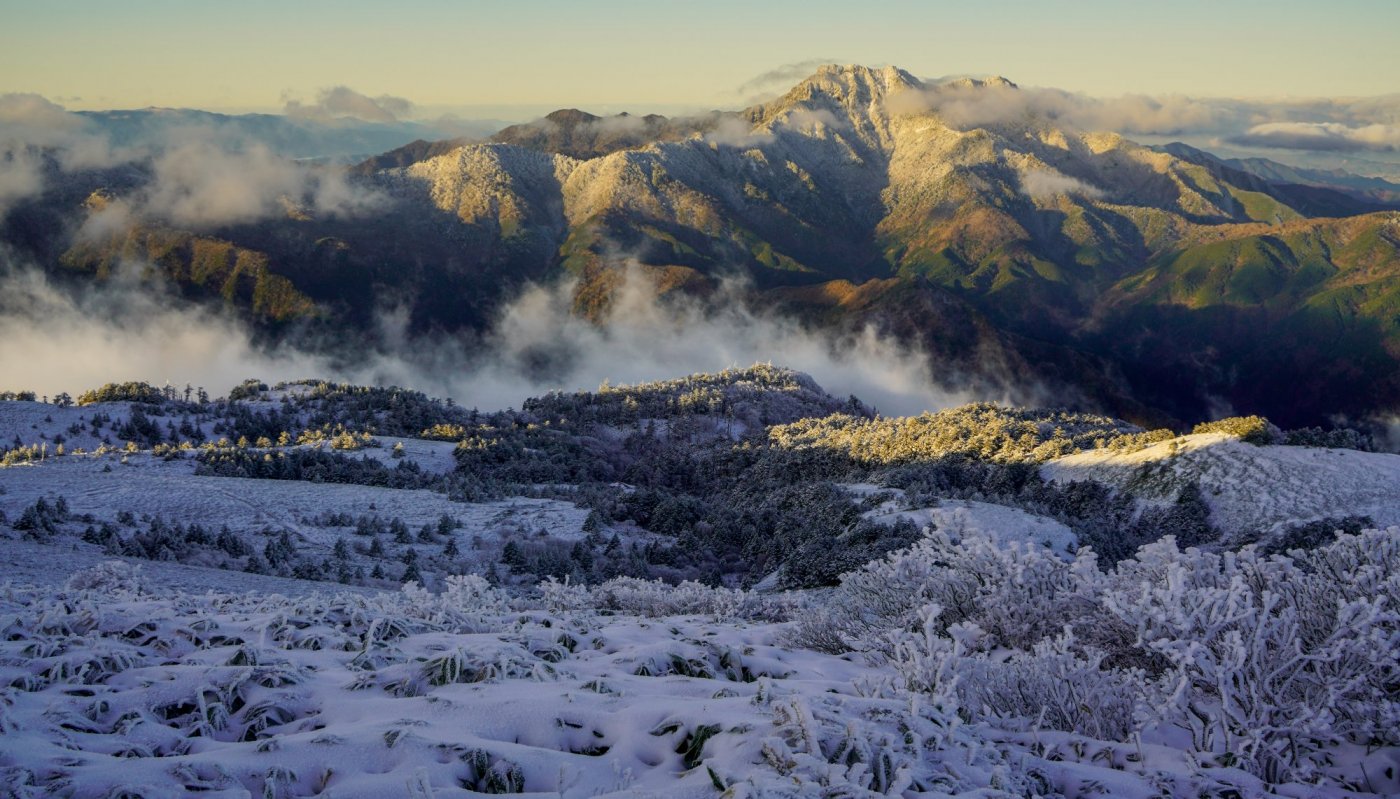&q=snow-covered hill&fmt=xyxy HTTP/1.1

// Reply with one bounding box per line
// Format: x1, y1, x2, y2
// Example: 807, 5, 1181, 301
1043, 432, 1400, 542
